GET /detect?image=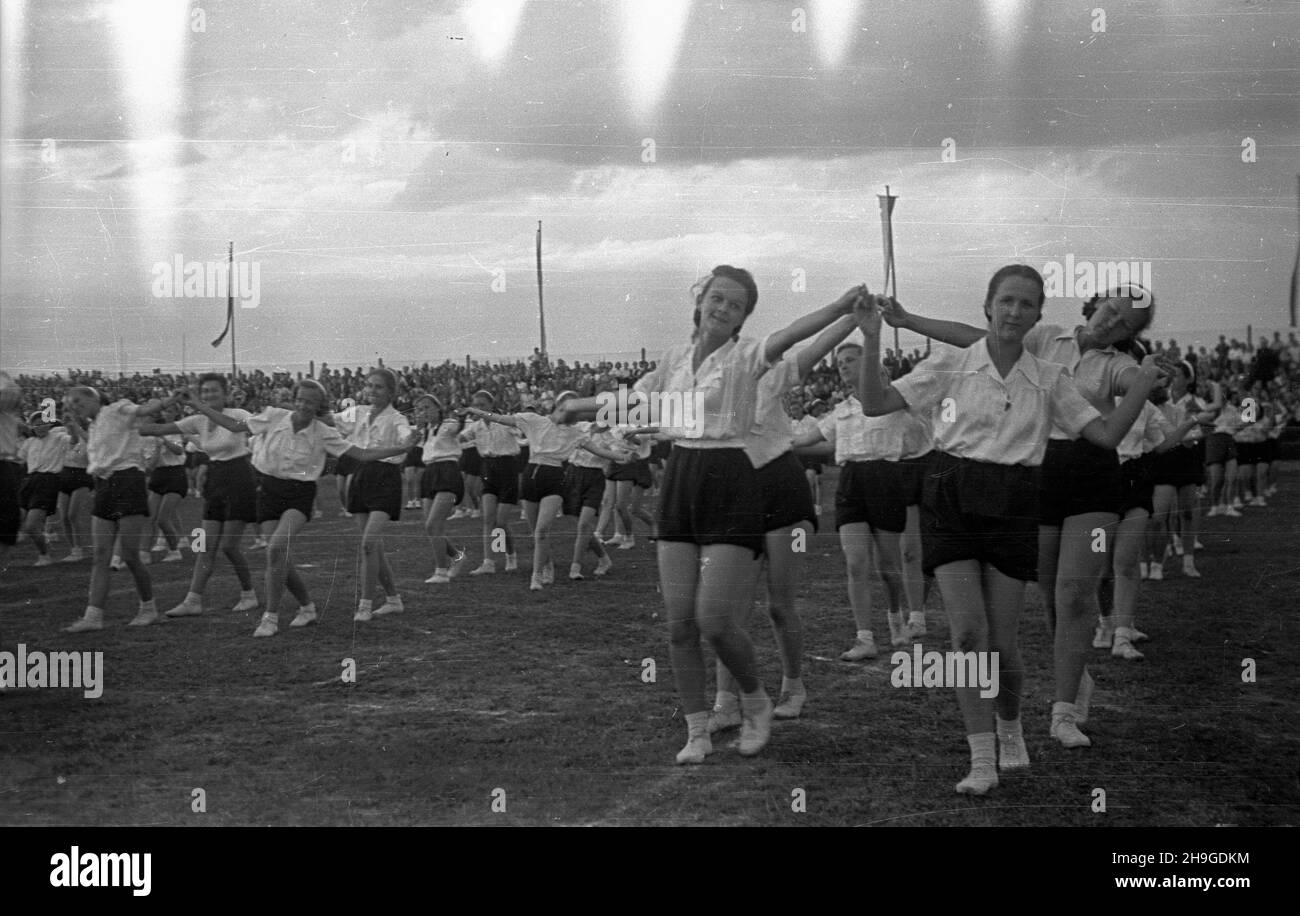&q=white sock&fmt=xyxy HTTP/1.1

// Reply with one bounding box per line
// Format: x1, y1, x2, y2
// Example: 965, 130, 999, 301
740, 689, 770, 717
781, 676, 805, 697
138, 599, 156, 614
857, 628, 873, 642
1051, 700, 1077, 721
385, 594, 403, 608
240, 589, 256, 600
995, 715, 1022, 739
685, 711, 709, 737
84, 606, 105, 624
185, 591, 203, 606
358, 599, 373, 613
714, 690, 739, 711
